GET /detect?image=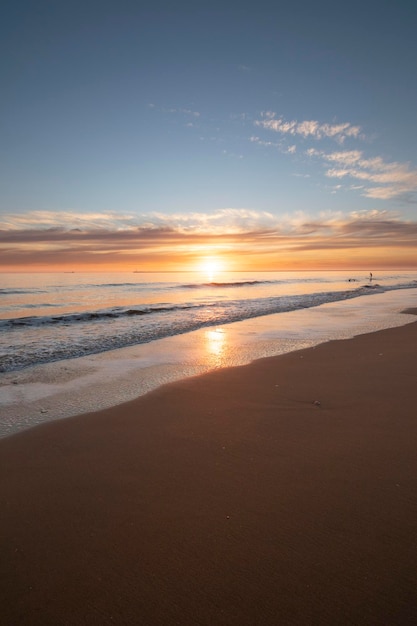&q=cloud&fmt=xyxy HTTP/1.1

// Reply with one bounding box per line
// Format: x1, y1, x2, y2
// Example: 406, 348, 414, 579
250, 136, 280, 148
255, 113, 362, 143
308, 149, 417, 199
0, 211, 140, 231
179, 108, 200, 118
252, 122, 416, 201
147, 209, 277, 234
250, 136, 297, 154
2, 208, 416, 245
4, 204, 412, 266
0, 209, 281, 238
150, 104, 200, 117
2, 208, 416, 270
